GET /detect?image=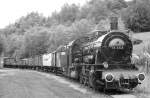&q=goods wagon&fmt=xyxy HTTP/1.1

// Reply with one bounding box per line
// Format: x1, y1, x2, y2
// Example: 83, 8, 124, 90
4, 57, 17, 68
